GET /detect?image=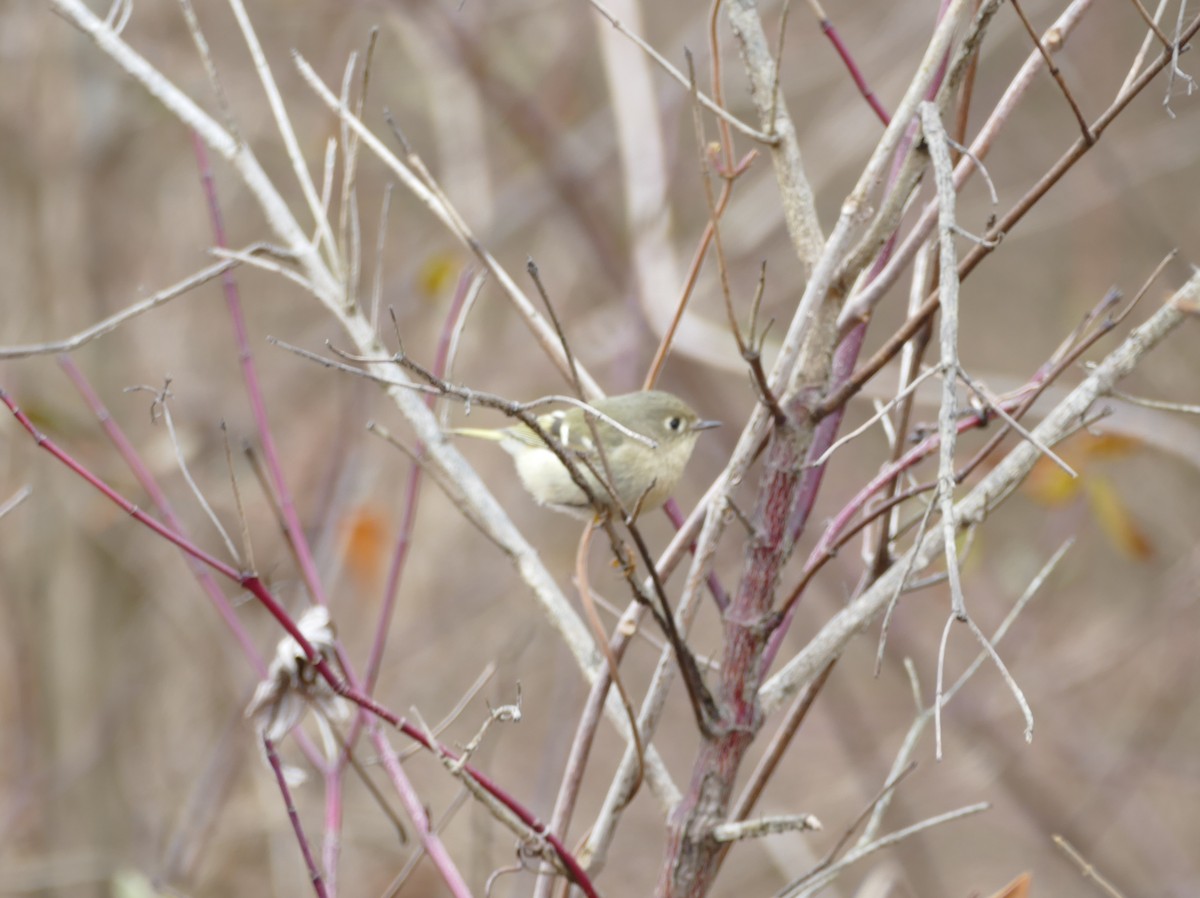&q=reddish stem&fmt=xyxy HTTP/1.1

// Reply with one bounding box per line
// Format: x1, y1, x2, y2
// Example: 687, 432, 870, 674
189, 134, 331, 610
0, 386, 599, 898
264, 737, 328, 898
57, 355, 266, 673
818, 16, 891, 126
